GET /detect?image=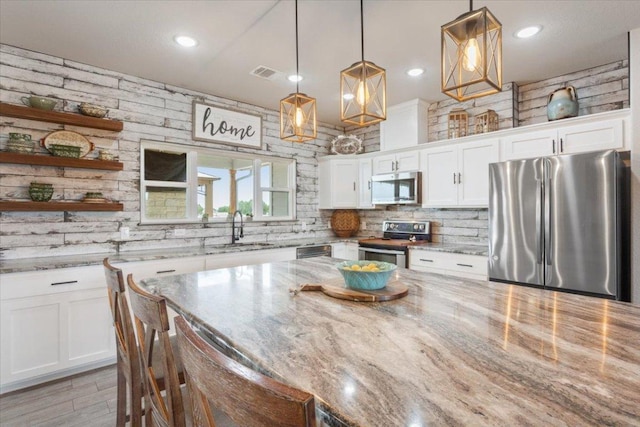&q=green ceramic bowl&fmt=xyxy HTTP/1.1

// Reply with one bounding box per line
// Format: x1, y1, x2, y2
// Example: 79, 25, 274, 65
49, 144, 81, 158
29, 183, 53, 202
336, 260, 397, 290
